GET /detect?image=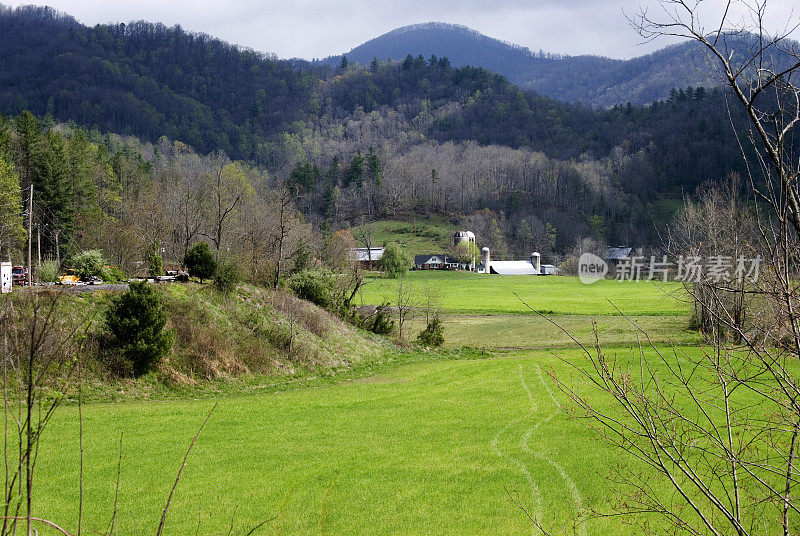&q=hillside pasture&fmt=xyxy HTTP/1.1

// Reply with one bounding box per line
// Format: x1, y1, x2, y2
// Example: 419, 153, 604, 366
348, 219, 460, 257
